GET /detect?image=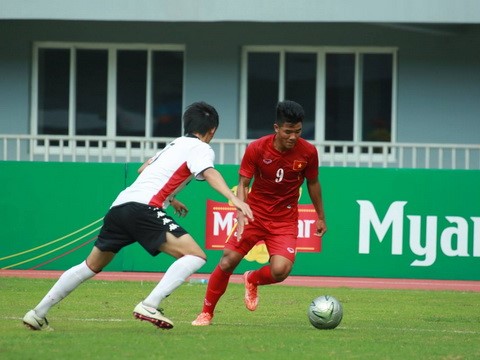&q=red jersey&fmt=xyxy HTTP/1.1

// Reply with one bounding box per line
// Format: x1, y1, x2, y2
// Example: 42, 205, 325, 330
239, 134, 318, 222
